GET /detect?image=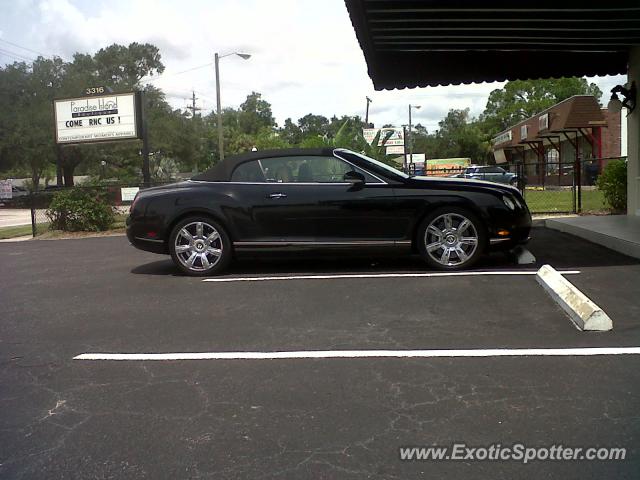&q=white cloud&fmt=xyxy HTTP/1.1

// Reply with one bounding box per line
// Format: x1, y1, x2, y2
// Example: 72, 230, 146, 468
0, 0, 629, 129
